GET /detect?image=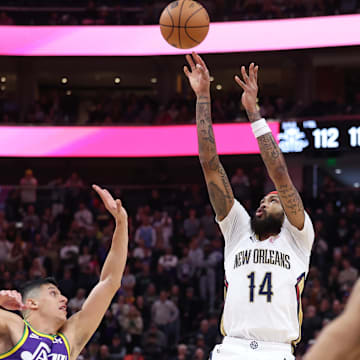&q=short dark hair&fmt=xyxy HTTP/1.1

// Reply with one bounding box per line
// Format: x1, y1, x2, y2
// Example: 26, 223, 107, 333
19, 277, 58, 300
